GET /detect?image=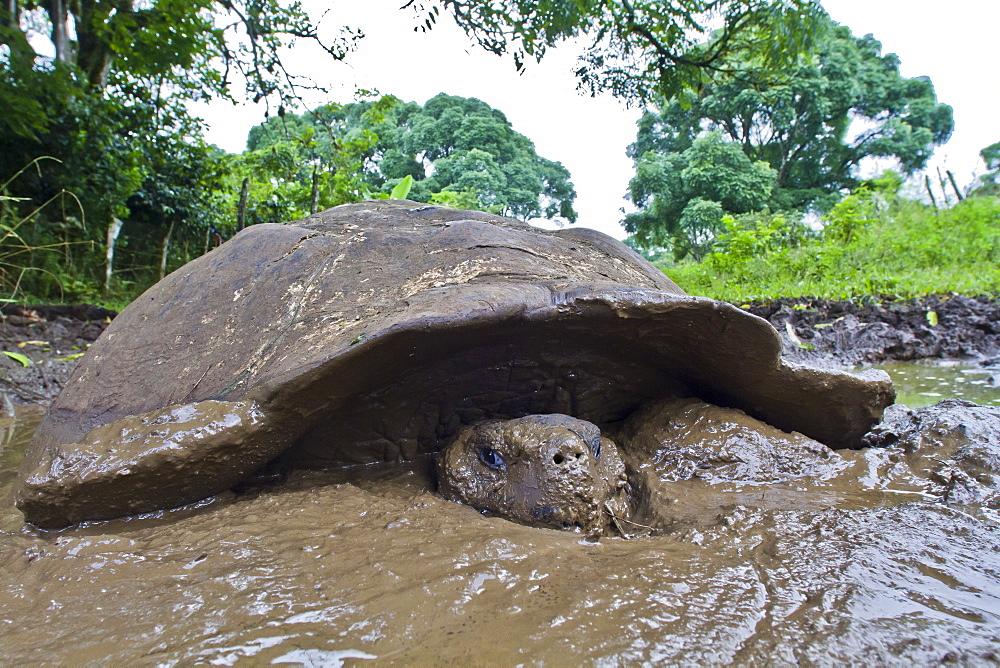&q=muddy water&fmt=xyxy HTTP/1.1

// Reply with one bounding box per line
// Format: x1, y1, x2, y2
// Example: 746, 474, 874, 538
871, 360, 1000, 408
2, 400, 1000, 665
